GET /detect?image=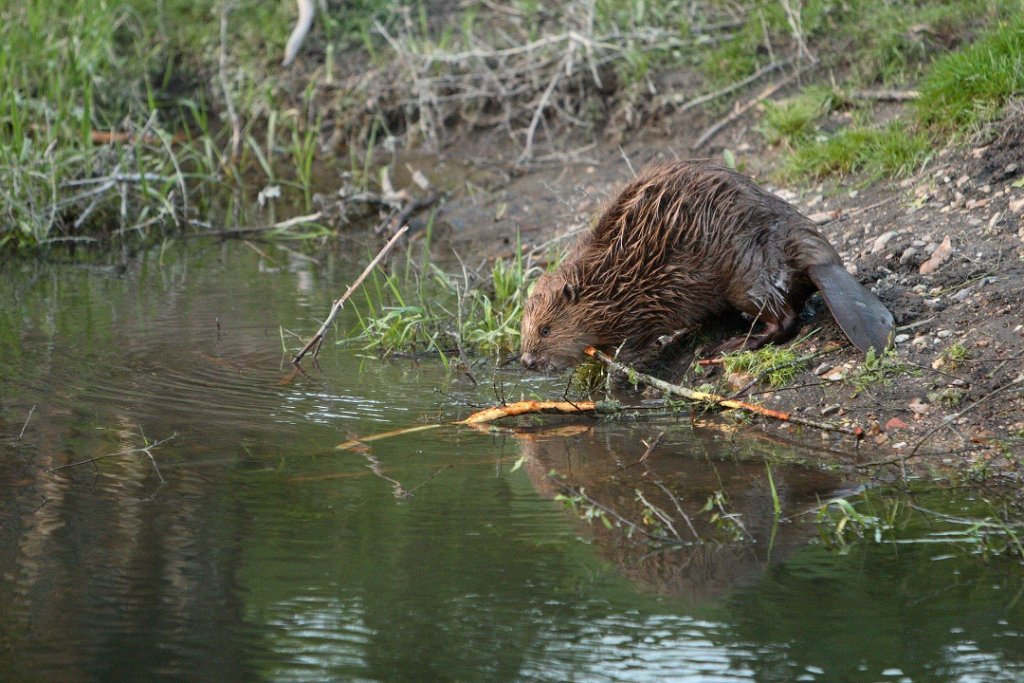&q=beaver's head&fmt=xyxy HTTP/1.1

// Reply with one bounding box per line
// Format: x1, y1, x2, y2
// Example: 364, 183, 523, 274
519, 271, 597, 372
